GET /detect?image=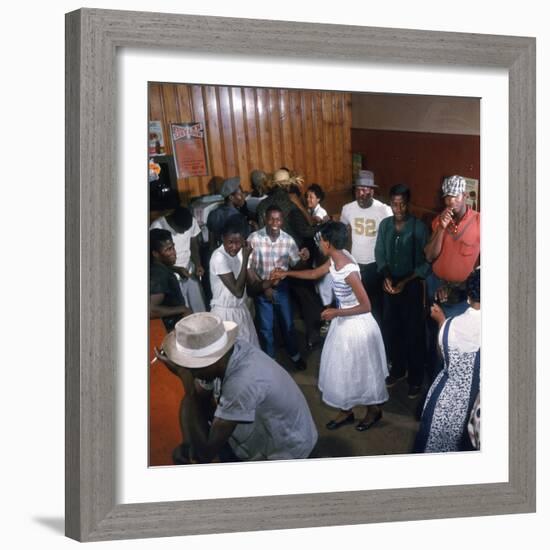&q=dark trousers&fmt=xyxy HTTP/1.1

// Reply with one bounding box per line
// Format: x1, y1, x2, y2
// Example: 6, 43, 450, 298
289, 278, 322, 345
383, 278, 426, 387
358, 261, 384, 327
255, 281, 300, 359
